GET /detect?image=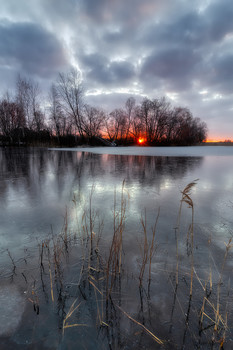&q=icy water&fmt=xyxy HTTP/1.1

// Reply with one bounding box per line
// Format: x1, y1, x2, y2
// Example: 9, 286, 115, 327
1, 146, 233, 349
